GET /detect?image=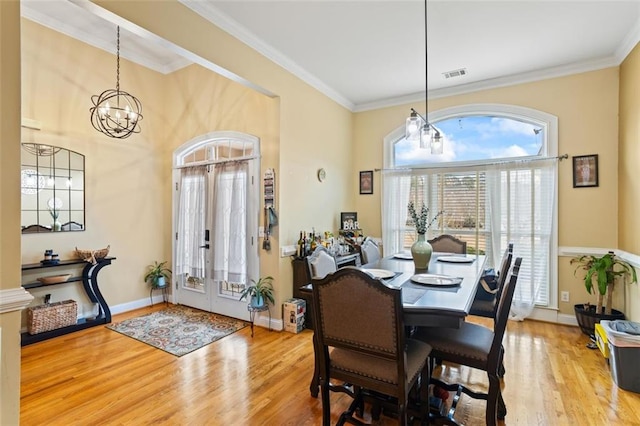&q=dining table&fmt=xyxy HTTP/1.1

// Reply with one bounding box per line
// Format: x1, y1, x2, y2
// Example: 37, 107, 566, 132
301, 251, 487, 398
